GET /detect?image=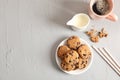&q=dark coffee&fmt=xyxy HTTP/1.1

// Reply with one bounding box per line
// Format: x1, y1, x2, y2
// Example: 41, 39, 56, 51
92, 3, 102, 15
92, 0, 109, 15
